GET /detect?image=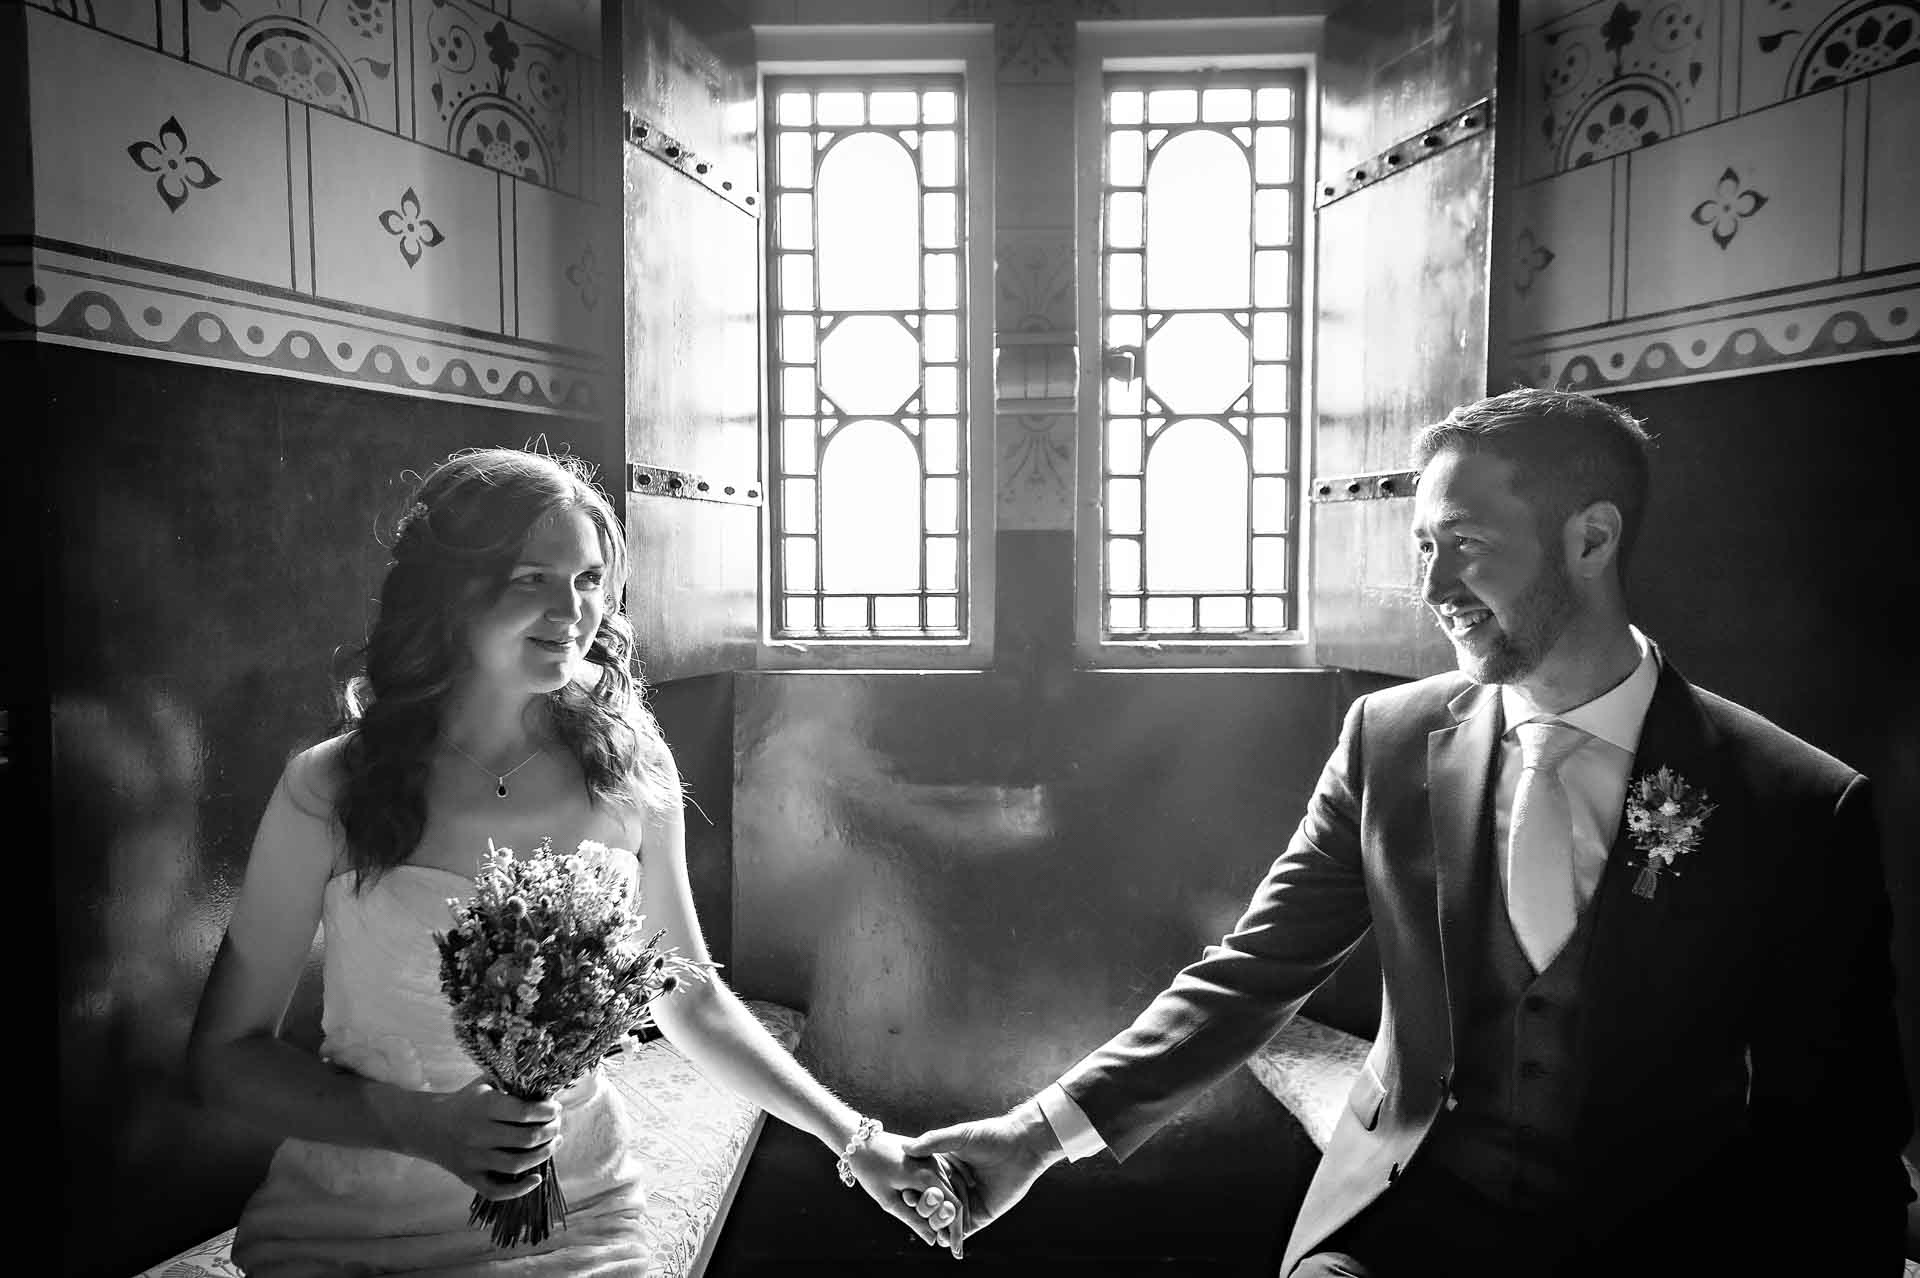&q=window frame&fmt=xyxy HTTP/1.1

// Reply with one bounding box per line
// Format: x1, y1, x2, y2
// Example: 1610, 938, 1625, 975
1073, 18, 1324, 669
756, 24, 997, 671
